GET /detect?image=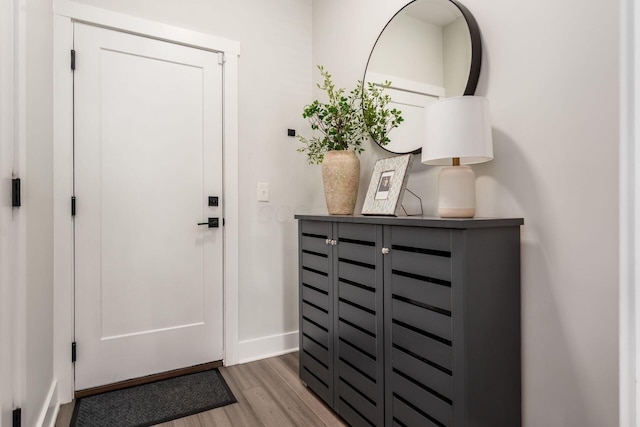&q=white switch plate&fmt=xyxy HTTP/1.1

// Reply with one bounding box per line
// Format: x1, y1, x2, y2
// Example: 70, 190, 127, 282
257, 182, 269, 202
